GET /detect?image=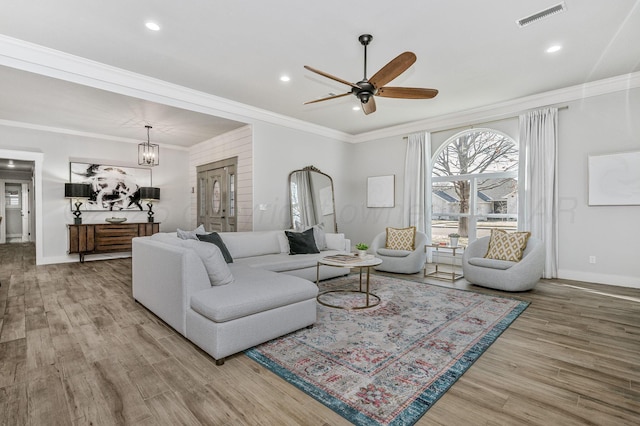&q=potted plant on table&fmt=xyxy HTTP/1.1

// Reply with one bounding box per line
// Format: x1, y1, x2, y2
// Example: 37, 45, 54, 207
448, 233, 460, 247
355, 243, 369, 257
